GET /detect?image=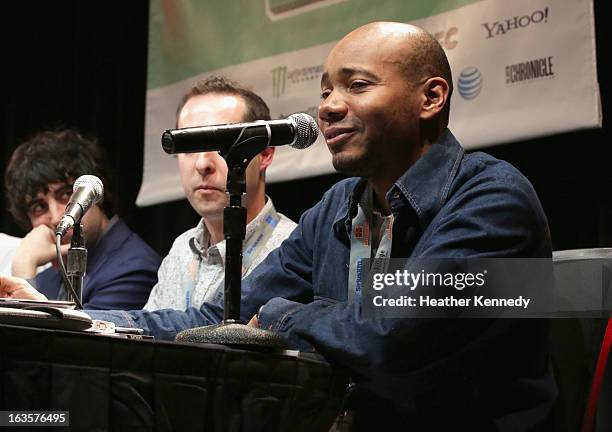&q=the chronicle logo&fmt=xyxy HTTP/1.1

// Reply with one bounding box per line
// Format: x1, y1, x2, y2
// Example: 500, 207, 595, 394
457, 67, 482, 100
270, 64, 324, 98
505, 56, 554, 85
482, 7, 549, 39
